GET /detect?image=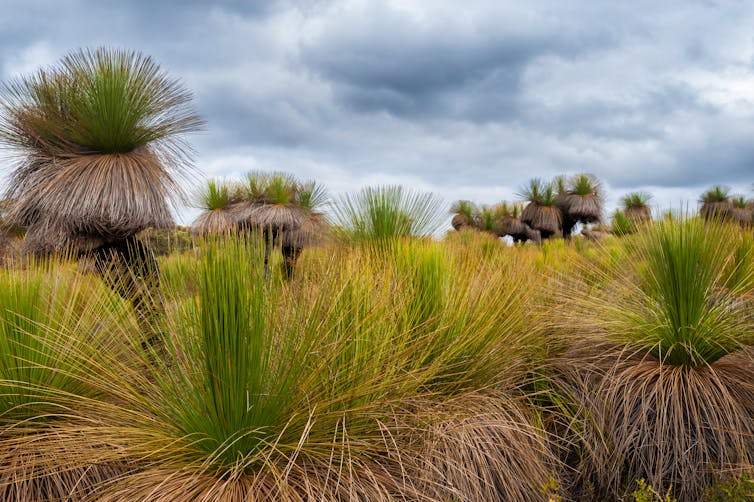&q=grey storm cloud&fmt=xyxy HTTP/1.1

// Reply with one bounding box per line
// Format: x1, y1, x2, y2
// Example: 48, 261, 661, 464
1, 0, 753, 223
297, 2, 617, 119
